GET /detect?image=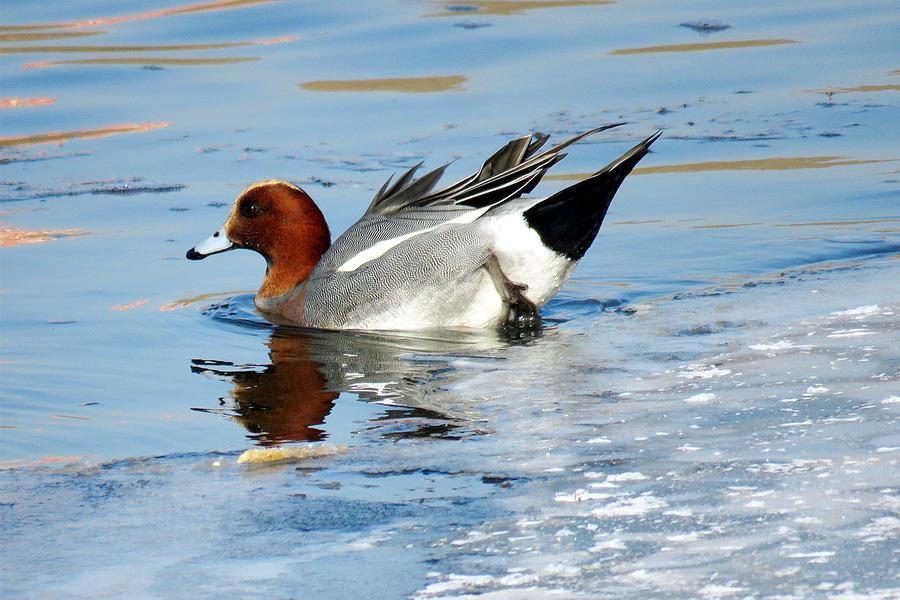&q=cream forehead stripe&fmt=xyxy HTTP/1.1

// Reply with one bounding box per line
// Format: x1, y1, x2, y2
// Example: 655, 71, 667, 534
337, 205, 492, 272
225, 180, 304, 224
240, 179, 302, 195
